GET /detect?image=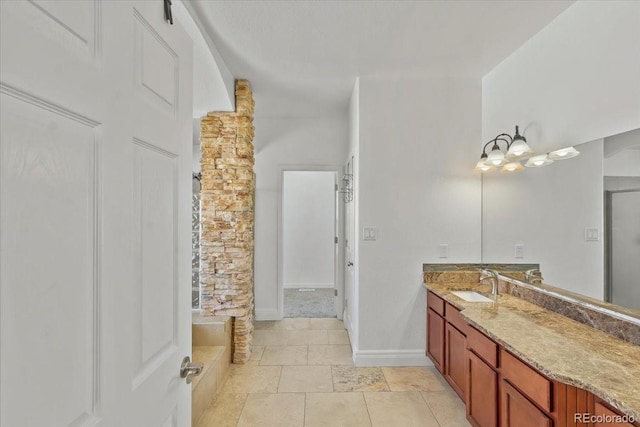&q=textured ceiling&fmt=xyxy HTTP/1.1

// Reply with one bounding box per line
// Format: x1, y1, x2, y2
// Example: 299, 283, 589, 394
190, 0, 573, 118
